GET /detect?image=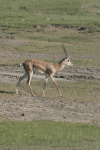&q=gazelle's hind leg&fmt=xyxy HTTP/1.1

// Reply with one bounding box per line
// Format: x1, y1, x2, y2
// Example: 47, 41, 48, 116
16, 72, 27, 94
27, 71, 35, 96
43, 75, 49, 96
